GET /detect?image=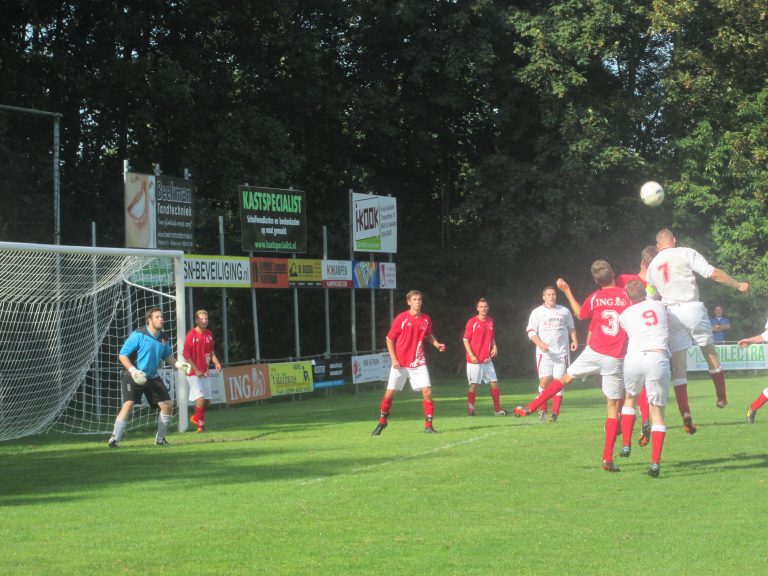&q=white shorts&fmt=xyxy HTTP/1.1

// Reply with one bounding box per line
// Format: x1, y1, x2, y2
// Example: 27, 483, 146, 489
467, 360, 498, 385
567, 346, 625, 400
666, 301, 714, 353
623, 351, 670, 407
188, 374, 213, 402
536, 351, 569, 379
387, 364, 432, 391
